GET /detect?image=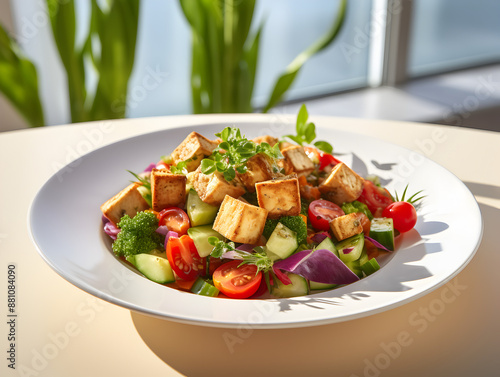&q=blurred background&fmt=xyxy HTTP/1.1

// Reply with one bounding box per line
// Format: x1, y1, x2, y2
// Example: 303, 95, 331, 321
1, 0, 499, 132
